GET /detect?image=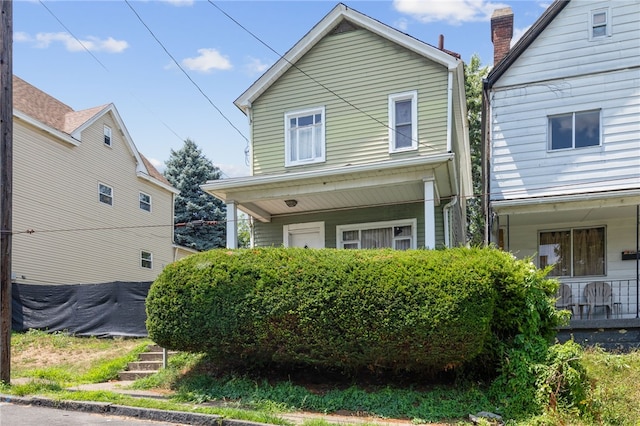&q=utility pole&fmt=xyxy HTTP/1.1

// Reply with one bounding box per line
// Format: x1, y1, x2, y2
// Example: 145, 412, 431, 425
0, 0, 12, 384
